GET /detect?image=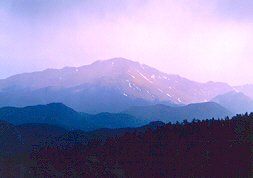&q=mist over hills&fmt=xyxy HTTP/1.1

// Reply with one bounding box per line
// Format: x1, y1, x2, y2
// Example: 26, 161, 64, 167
1, 58, 250, 114
234, 84, 253, 99
0, 101, 232, 131
212, 91, 253, 114
123, 102, 232, 122
0, 99, 233, 155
